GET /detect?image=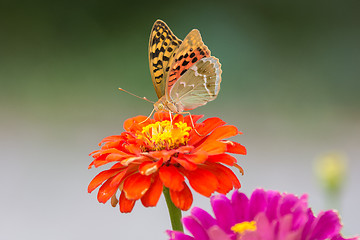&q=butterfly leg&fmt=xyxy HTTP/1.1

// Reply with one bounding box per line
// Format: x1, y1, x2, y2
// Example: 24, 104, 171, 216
179, 111, 204, 136
168, 110, 173, 126
139, 108, 156, 124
